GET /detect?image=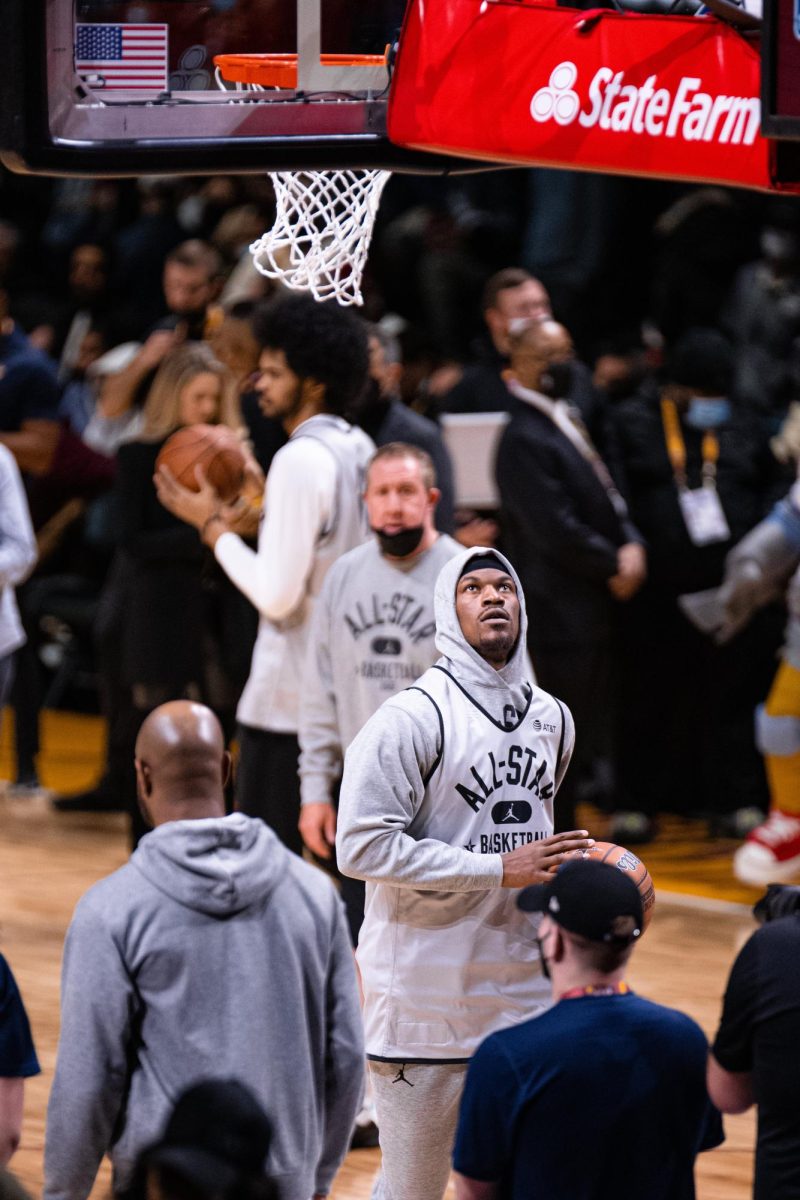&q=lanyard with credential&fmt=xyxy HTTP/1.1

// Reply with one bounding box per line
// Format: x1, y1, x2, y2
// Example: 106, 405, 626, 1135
660, 397, 720, 491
